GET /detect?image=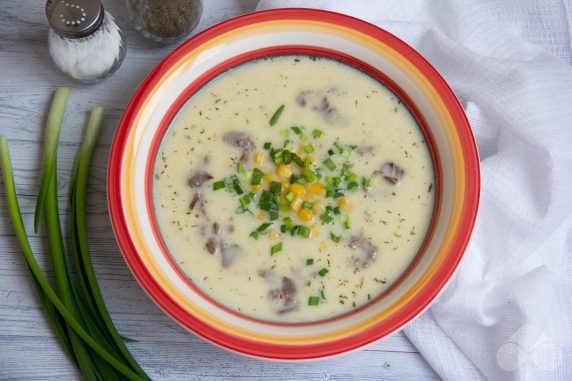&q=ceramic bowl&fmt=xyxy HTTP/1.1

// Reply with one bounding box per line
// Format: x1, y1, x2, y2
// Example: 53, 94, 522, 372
108, 8, 480, 360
